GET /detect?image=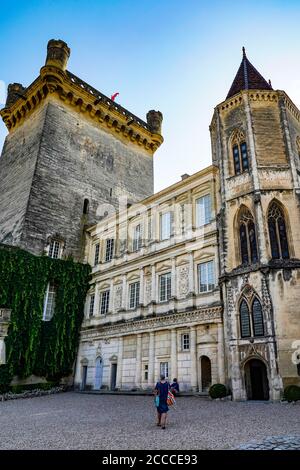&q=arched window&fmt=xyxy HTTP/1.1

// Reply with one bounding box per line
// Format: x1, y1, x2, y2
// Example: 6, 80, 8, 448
239, 296, 265, 338
231, 130, 249, 175
252, 298, 264, 336
83, 198, 89, 215
268, 202, 289, 259
239, 208, 258, 265
240, 300, 251, 338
